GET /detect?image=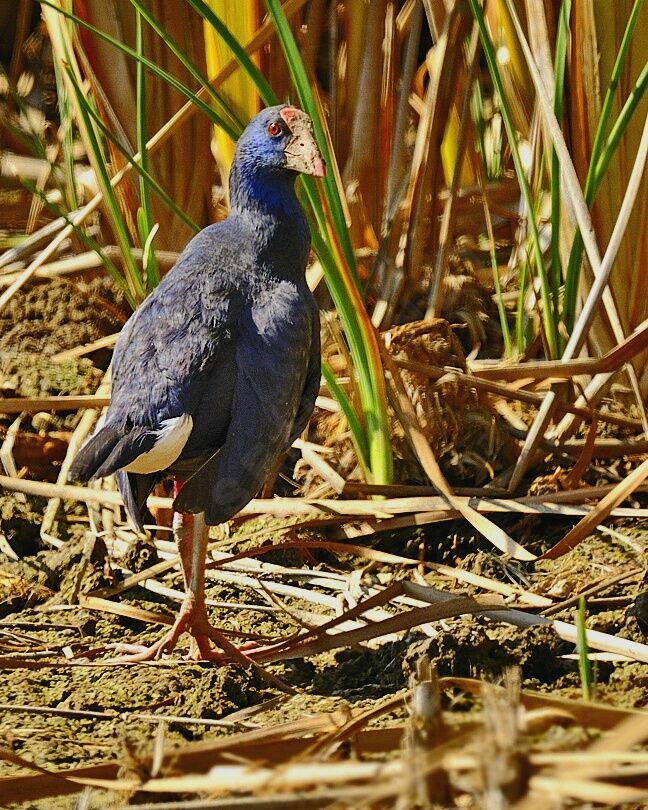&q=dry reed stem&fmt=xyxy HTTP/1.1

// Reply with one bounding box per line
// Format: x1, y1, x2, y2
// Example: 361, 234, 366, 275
505, 0, 601, 272
395, 358, 641, 429
205, 538, 551, 607
0, 395, 111, 414
381, 343, 535, 560
506, 1, 648, 491
0, 248, 178, 287
404, 1, 471, 286
50, 335, 119, 362
258, 595, 506, 663
549, 114, 648, 444
4, 473, 648, 524
294, 439, 345, 494
78, 595, 174, 627
470, 317, 648, 380
542, 456, 648, 559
